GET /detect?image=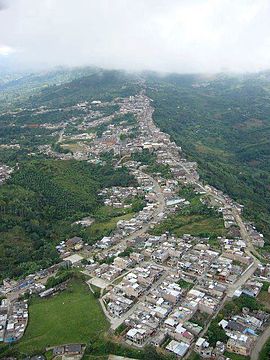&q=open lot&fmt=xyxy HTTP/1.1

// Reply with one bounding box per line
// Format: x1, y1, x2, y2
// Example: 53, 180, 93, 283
151, 213, 225, 238
16, 278, 109, 354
